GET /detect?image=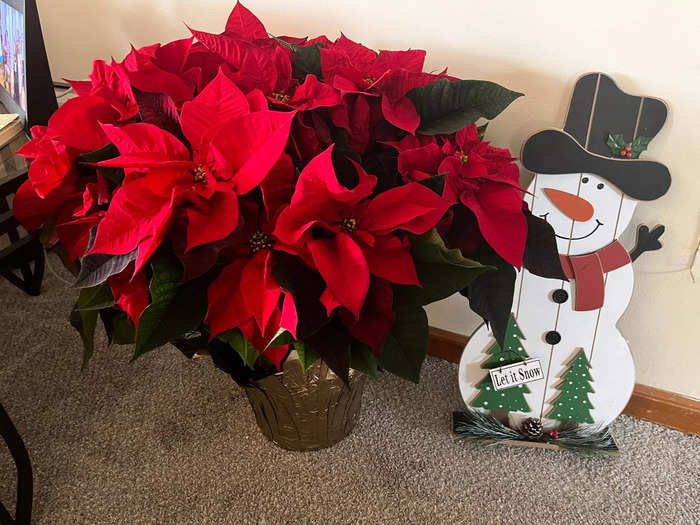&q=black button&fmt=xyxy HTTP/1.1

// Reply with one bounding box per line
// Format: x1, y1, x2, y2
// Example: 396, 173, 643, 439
552, 289, 568, 304
545, 331, 561, 345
